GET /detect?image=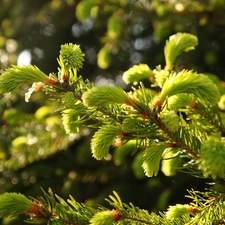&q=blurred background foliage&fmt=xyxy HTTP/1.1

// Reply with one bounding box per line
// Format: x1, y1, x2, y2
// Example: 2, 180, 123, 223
0, 0, 225, 224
